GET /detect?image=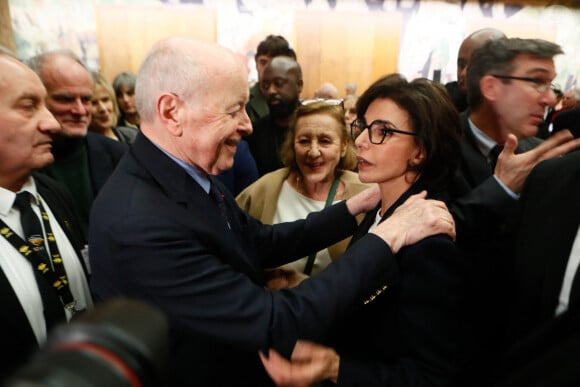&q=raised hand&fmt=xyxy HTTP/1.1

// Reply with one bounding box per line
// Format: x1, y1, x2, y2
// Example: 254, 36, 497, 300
495, 130, 580, 193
